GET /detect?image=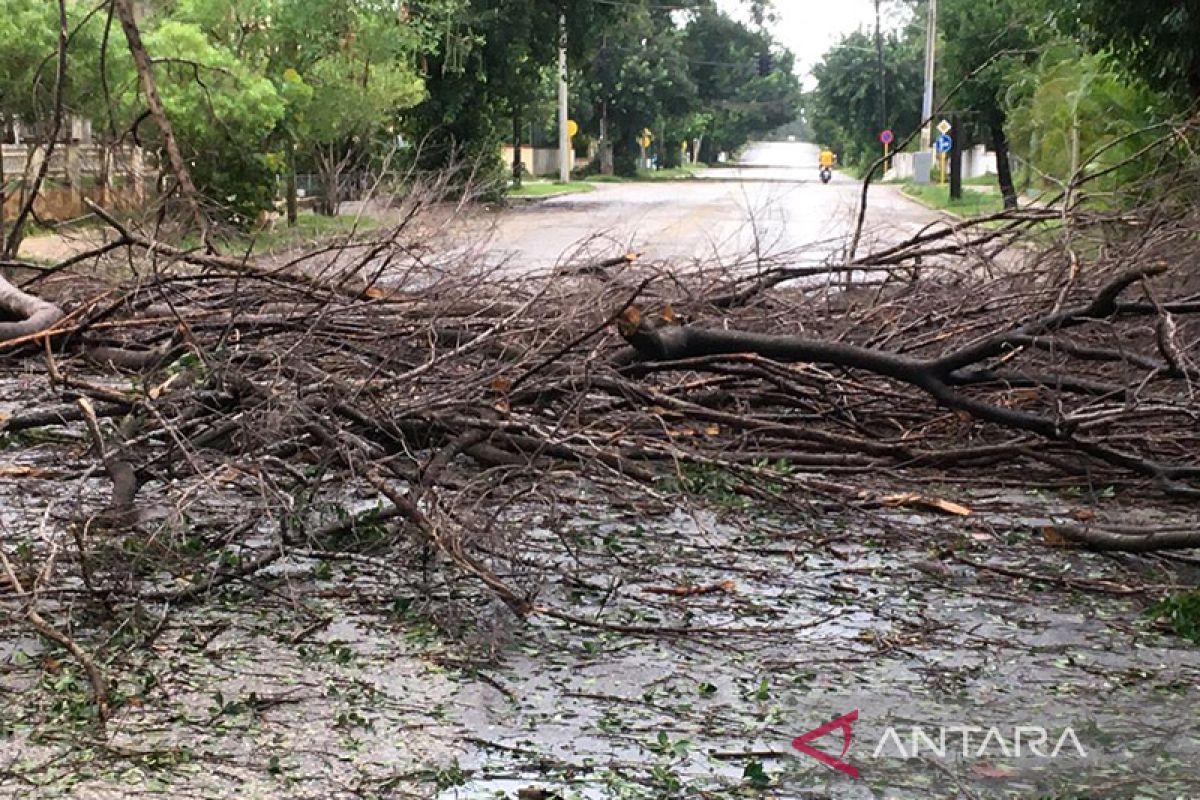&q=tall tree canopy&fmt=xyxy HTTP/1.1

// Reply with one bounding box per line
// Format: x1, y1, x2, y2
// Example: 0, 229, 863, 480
1071, 1, 1200, 99
809, 27, 923, 168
